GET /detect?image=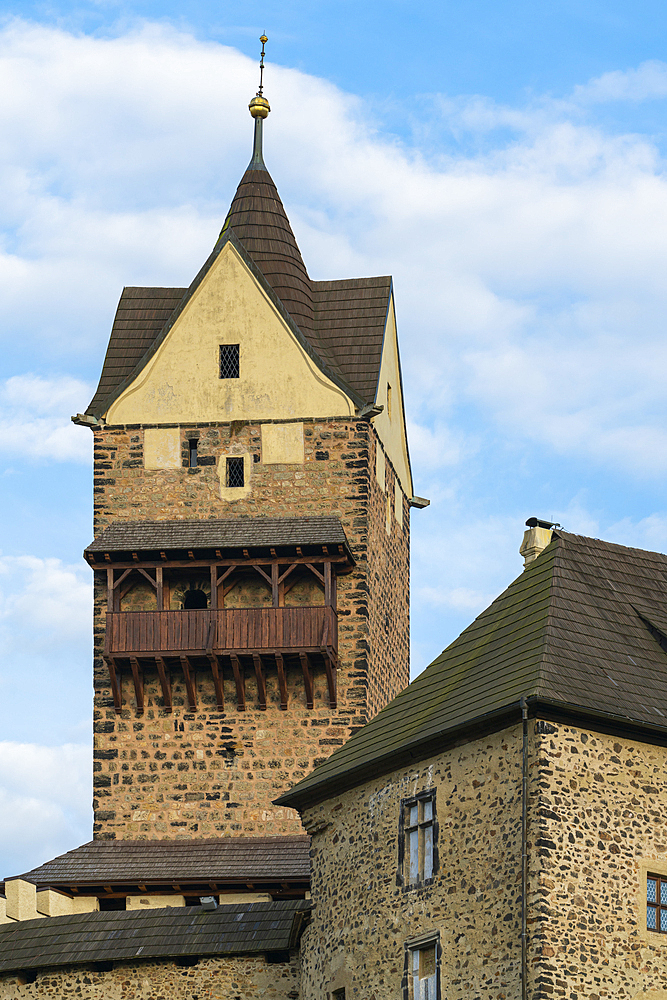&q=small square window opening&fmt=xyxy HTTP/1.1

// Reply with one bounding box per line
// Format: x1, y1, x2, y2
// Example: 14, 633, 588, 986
219, 344, 240, 379
401, 792, 436, 886
647, 874, 667, 932
332, 990, 346, 1000
189, 439, 198, 468
226, 457, 245, 488
408, 942, 438, 1000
